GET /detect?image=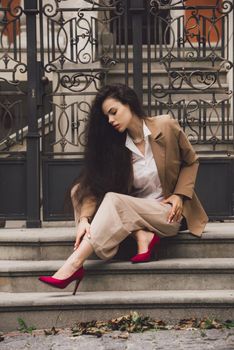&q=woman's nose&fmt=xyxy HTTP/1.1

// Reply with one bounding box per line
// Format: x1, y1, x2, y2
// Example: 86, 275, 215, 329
108, 115, 115, 124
